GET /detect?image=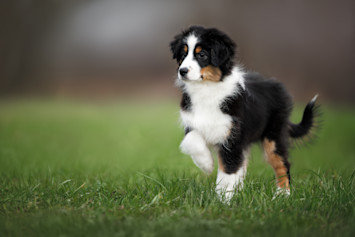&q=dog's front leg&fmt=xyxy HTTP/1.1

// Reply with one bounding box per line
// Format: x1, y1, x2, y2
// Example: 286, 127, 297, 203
179, 130, 214, 174
216, 144, 249, 203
